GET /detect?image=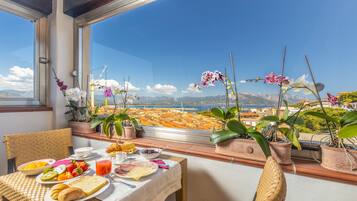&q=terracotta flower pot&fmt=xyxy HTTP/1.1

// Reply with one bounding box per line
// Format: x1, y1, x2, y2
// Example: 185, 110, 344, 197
122, 126, 137, 140
321, 144, 357, 175
68, 121, 96, 134
109, 125, 137, 140
215, 139, 292, 165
